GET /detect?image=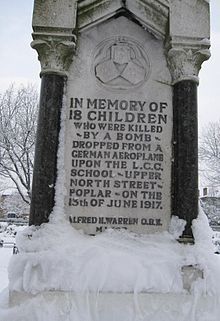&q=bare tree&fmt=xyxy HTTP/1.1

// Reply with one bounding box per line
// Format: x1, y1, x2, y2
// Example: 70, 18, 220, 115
199, 121, 220, 186
0, 84, 38, 204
